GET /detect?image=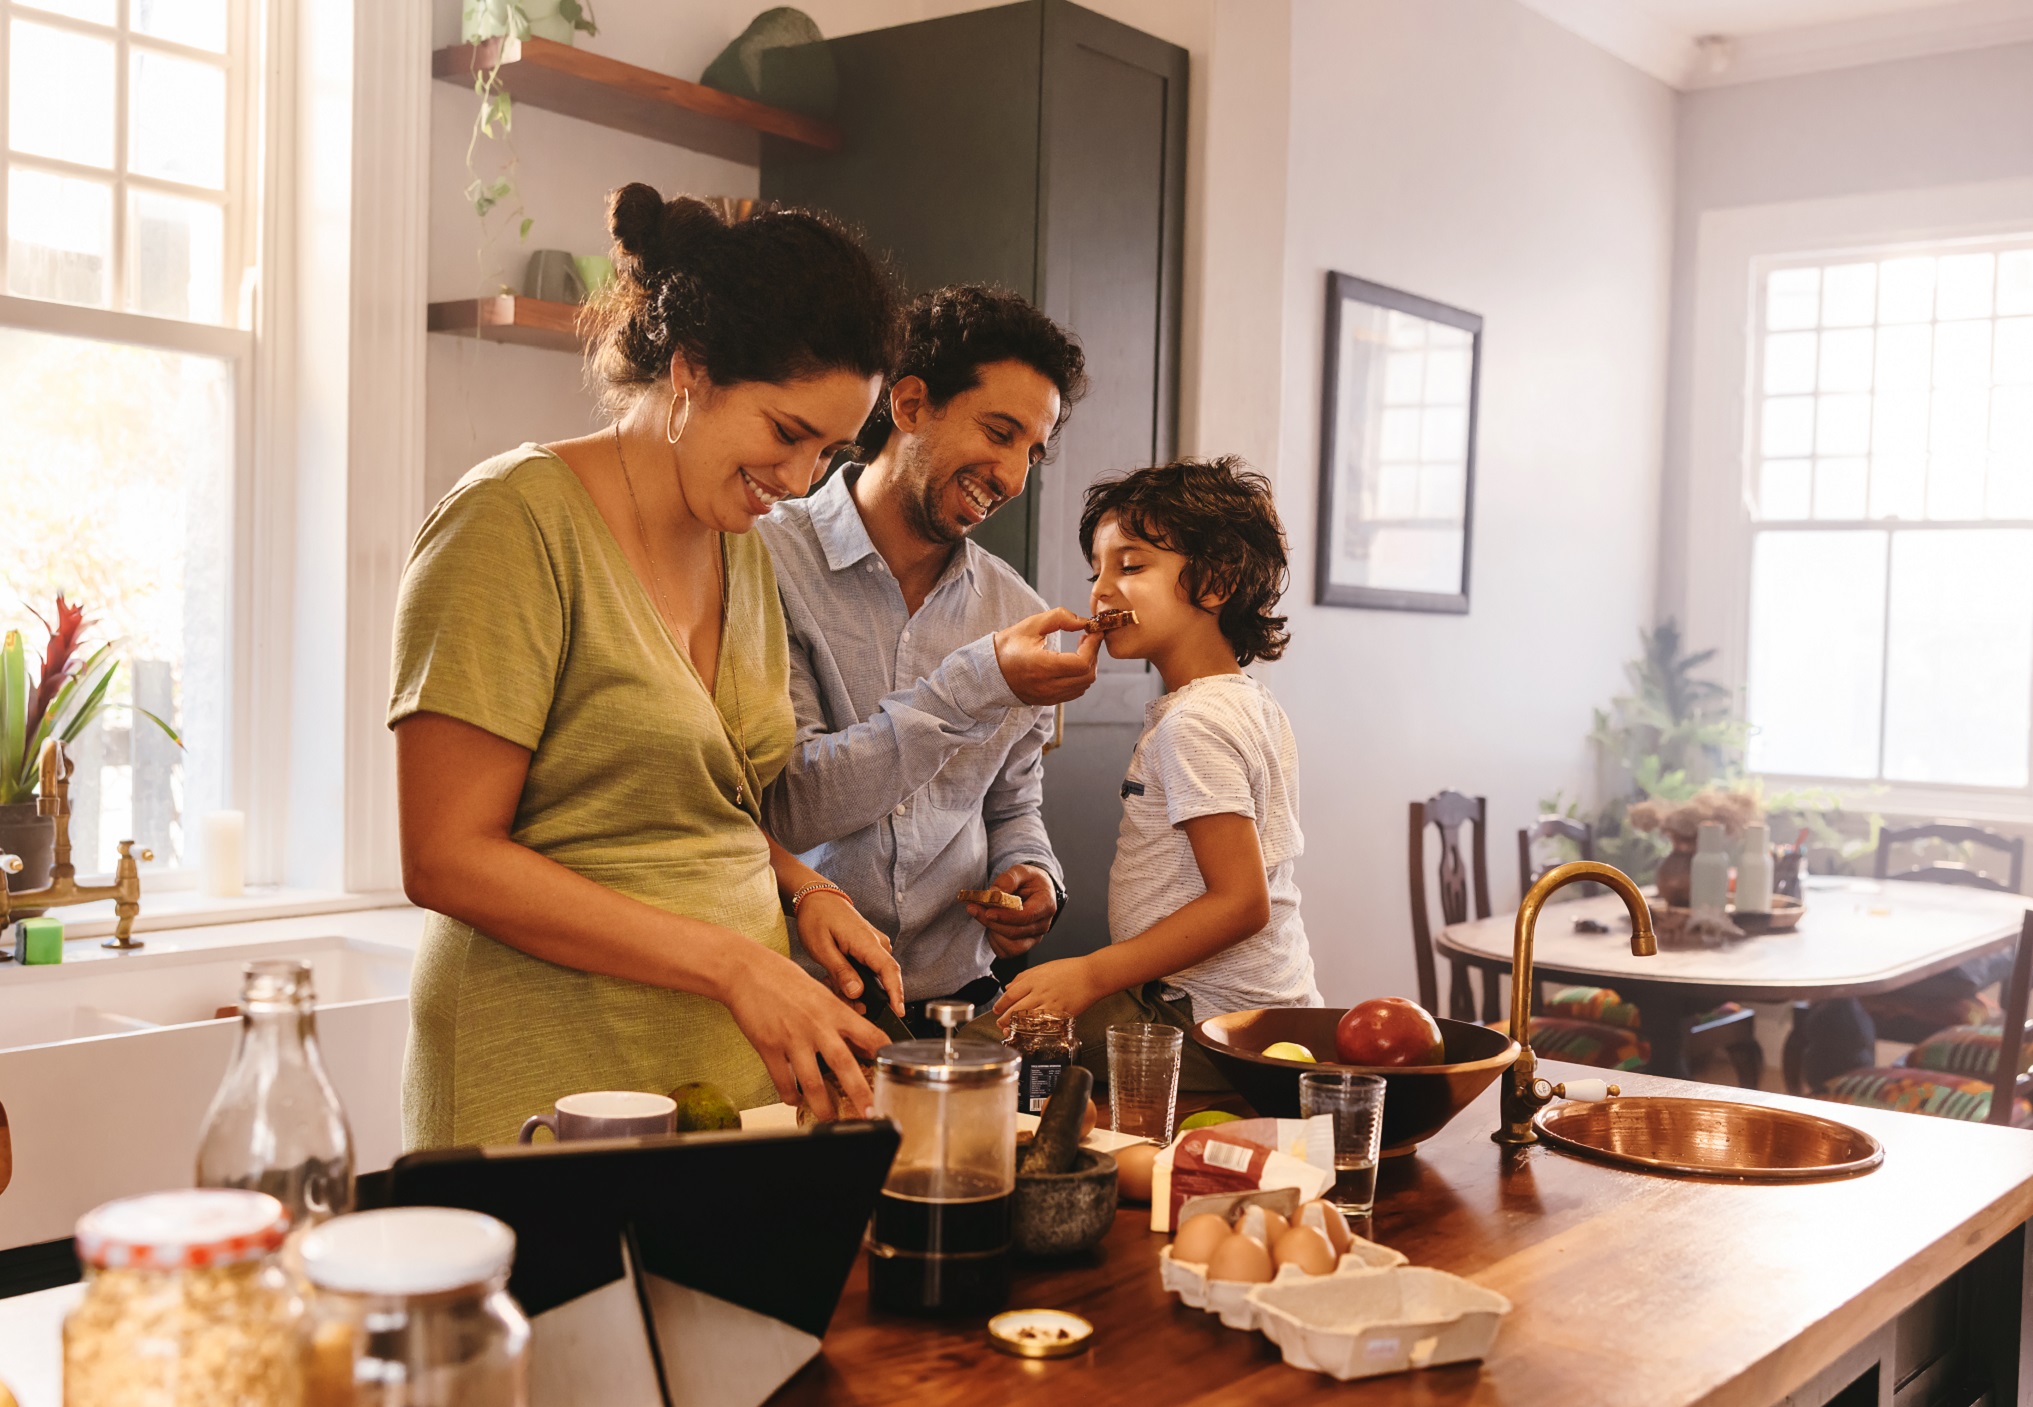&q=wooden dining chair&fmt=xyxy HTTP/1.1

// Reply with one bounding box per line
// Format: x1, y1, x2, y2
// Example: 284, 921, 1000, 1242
1817, 910, 2033, 1128
1409, 793, 1644, 1071
1516, 819, 1763, 1088
1874, 823, 2026, 893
